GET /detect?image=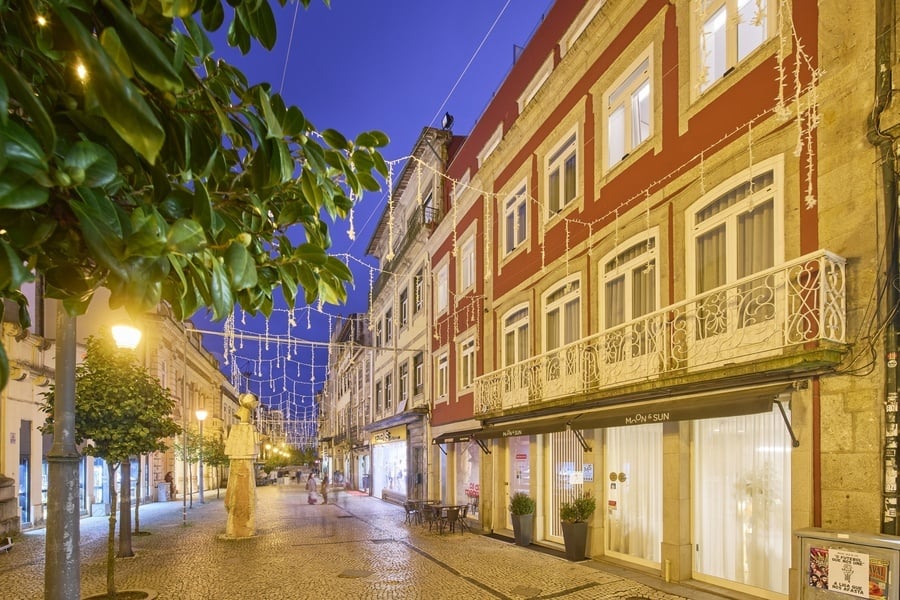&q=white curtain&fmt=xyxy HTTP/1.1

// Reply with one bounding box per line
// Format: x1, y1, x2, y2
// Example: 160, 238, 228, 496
693, 406, 791, 594
606, 424, 662, 563
547, 430, 583, 541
